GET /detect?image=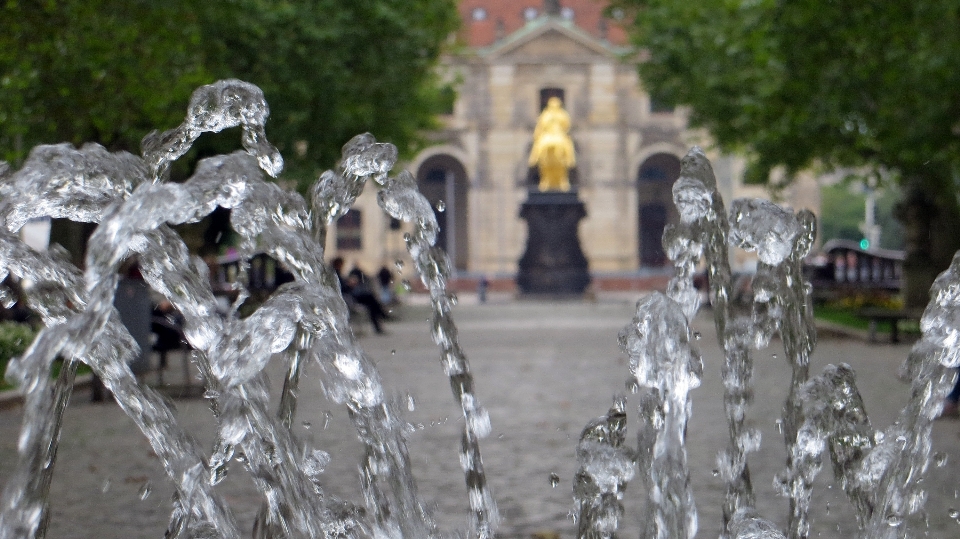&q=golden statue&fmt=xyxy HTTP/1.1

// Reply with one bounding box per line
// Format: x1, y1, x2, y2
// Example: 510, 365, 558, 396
528, 97, 576, 192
